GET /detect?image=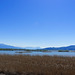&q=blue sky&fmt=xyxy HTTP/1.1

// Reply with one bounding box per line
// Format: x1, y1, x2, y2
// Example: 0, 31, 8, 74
0, 0, 75, 48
